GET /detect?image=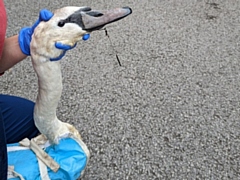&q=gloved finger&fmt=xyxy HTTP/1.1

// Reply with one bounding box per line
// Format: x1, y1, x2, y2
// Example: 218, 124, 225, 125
39, 9, 54, 21
55, 42, 77, 50
50, 51, 67, 61
31, 9, 53, 31
82, 34, 90, 41
31, 19, 41, 31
